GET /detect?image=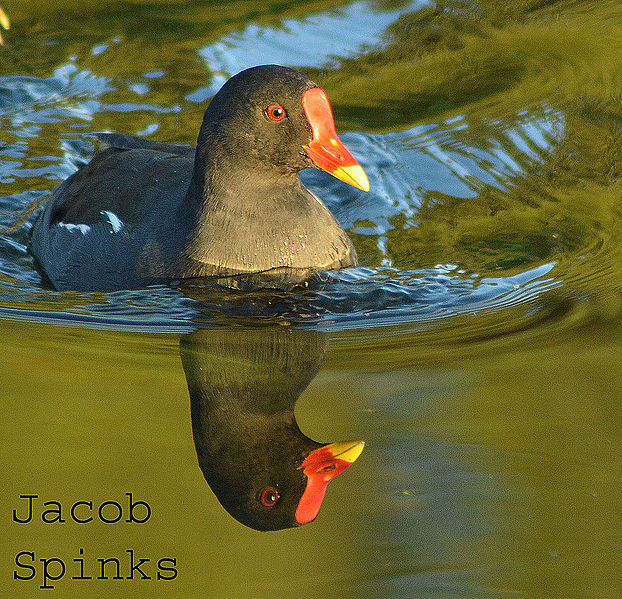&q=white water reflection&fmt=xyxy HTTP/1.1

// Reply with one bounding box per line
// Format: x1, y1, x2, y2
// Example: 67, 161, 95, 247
189, 0, 430, 101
